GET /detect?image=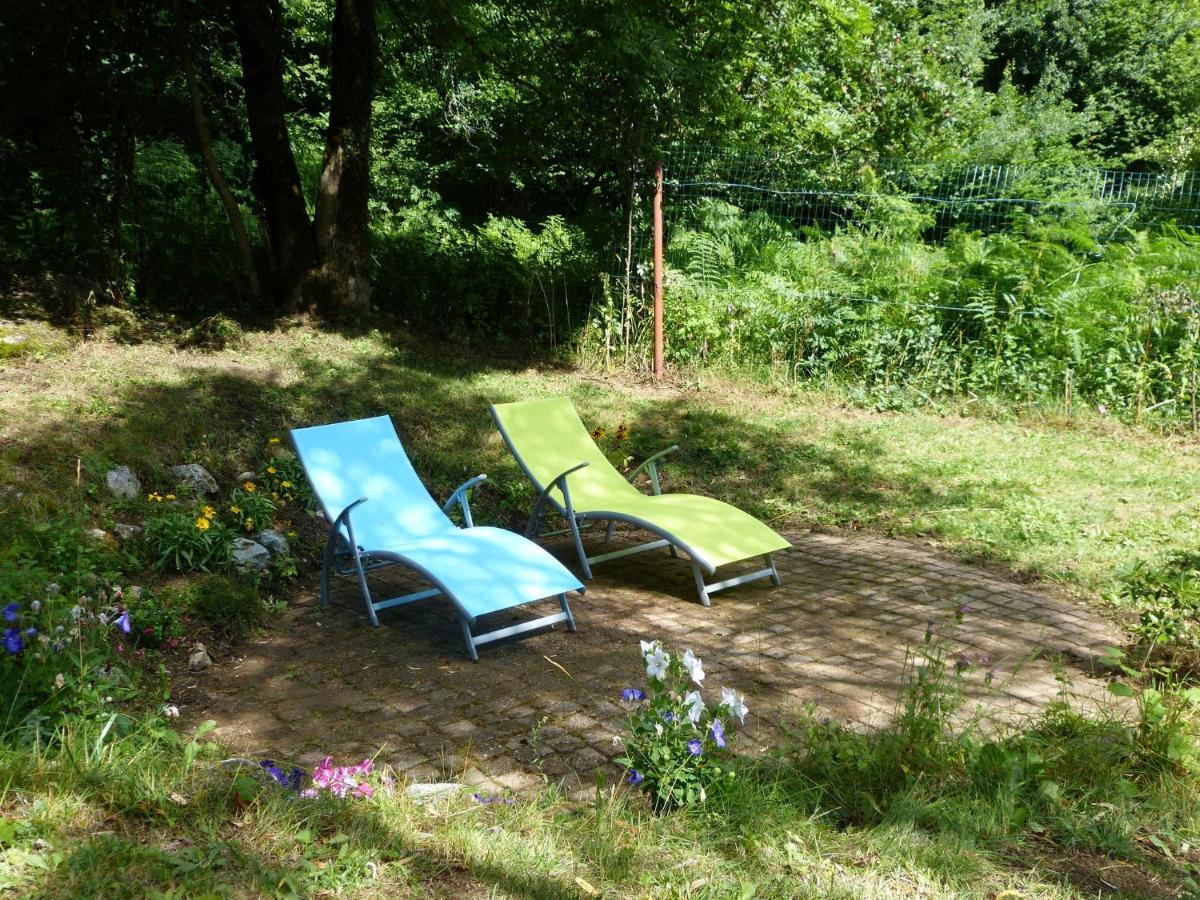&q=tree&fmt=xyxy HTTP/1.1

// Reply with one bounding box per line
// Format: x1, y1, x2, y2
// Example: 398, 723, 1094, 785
230, 0, 377, 312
